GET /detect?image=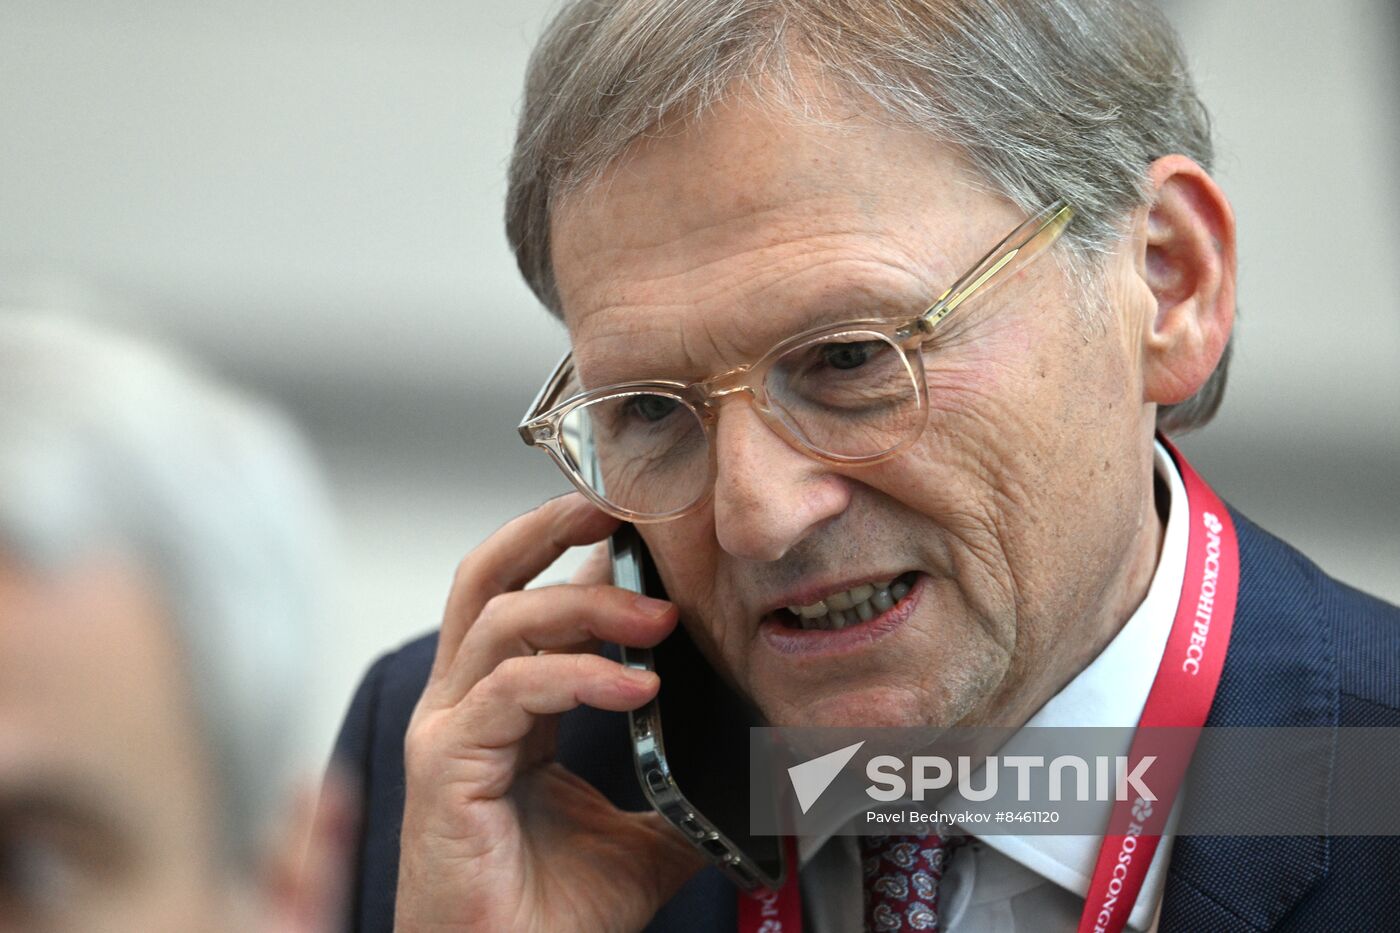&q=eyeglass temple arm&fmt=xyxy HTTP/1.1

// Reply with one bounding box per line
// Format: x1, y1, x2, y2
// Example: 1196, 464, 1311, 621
518, 351, 575, 445
914, 202, 1074, 337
